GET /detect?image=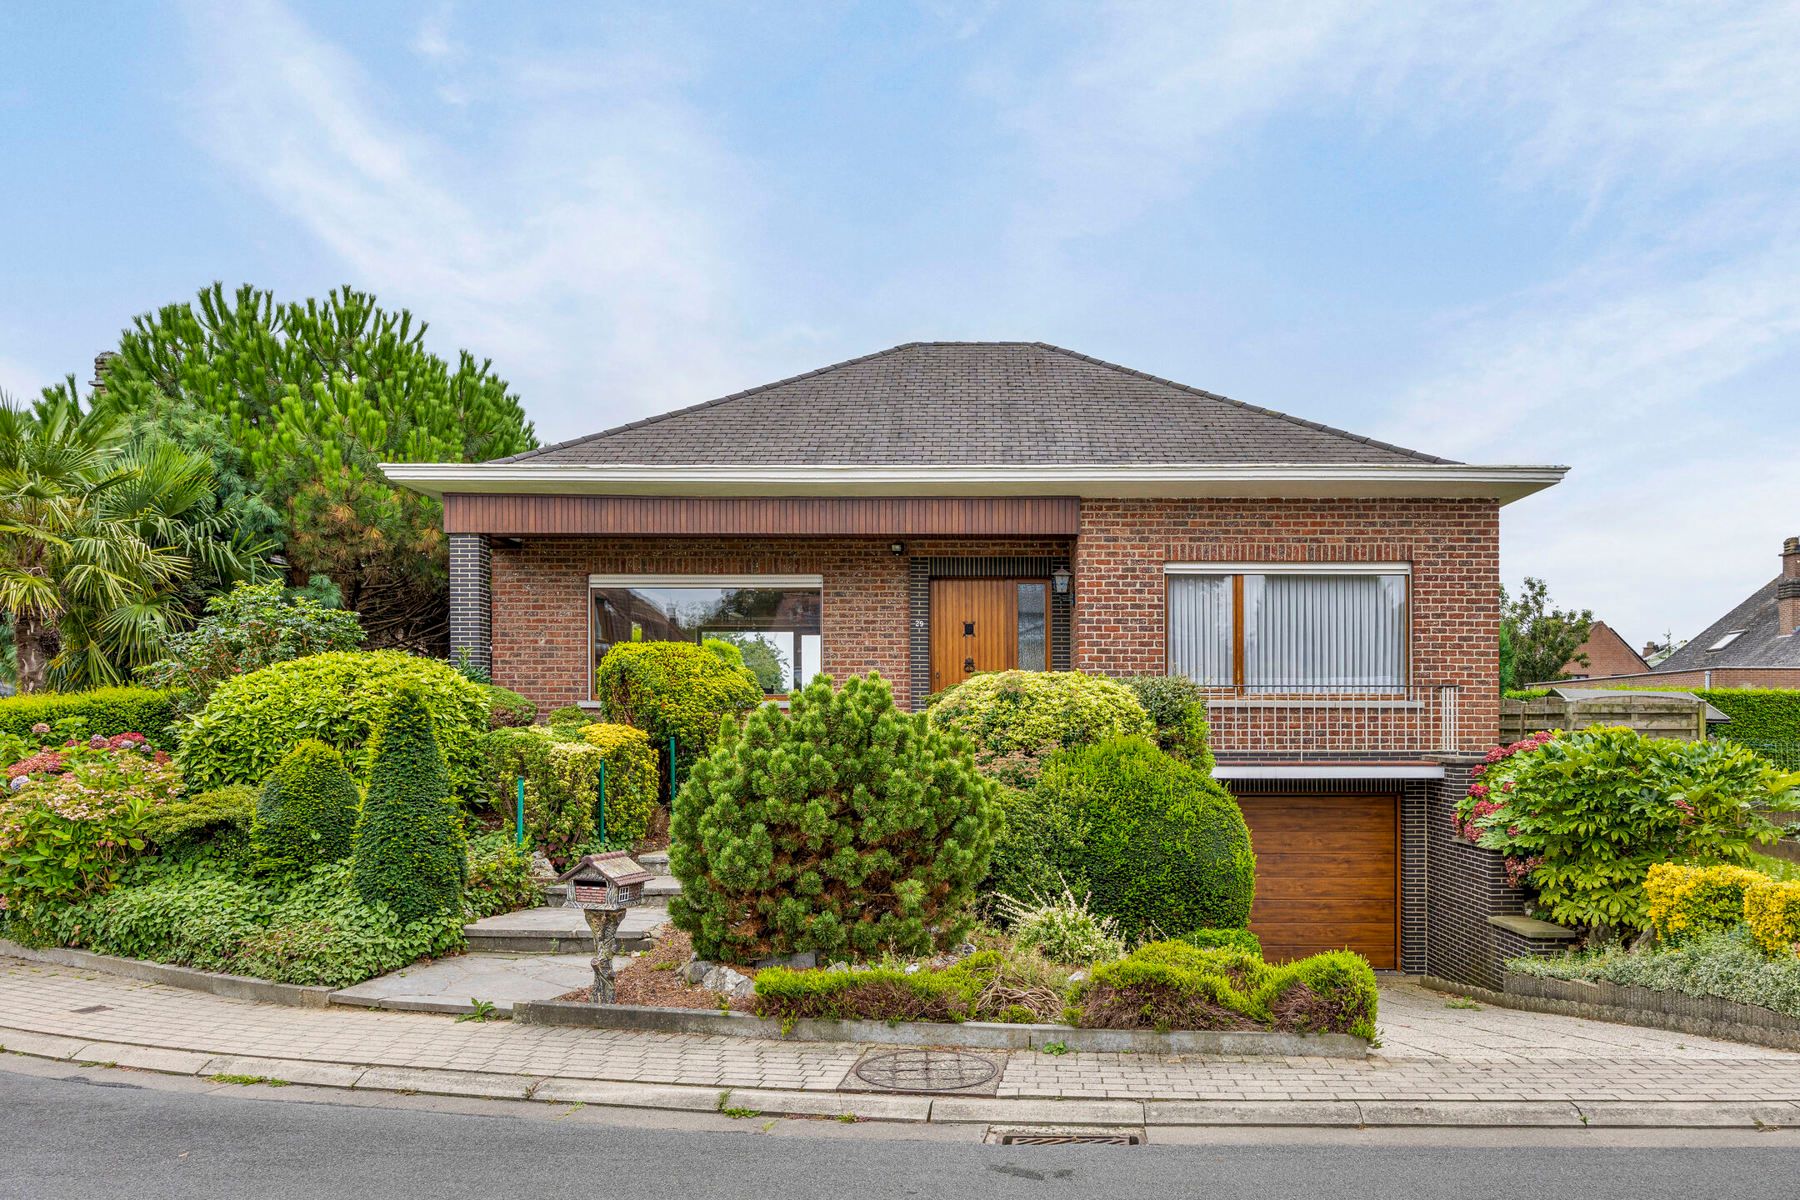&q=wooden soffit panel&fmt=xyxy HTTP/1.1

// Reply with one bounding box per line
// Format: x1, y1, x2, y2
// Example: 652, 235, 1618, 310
443, 494, 1081, 537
